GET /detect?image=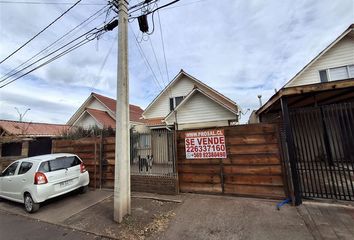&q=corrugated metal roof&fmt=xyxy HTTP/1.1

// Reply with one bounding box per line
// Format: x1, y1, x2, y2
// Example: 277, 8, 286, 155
0, 120, 69, 137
